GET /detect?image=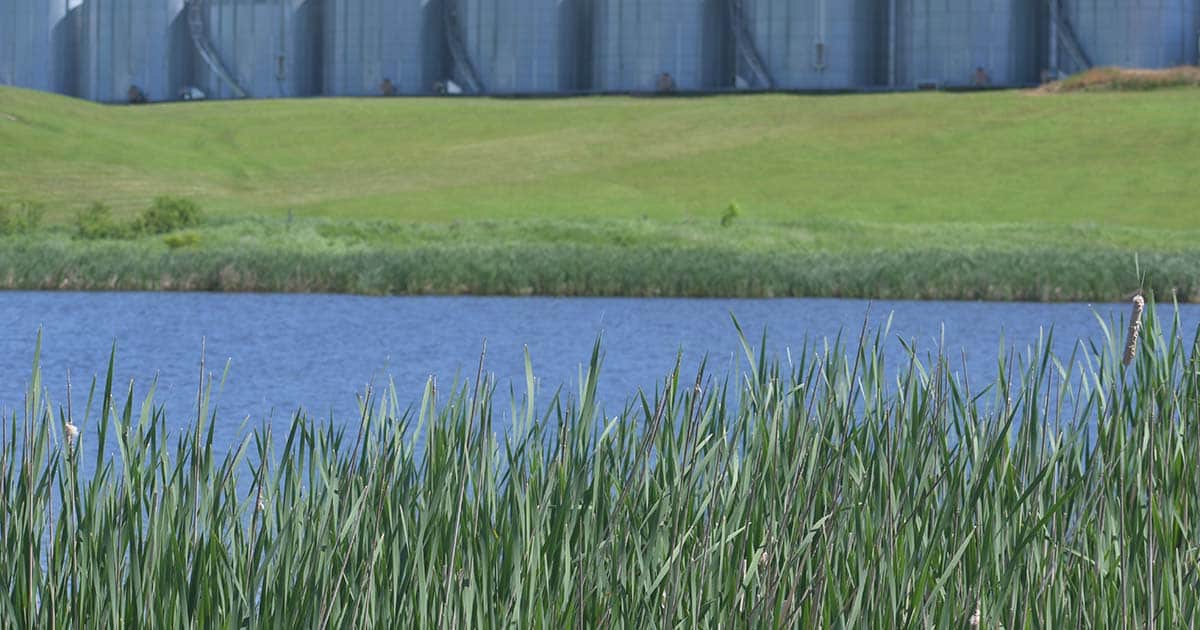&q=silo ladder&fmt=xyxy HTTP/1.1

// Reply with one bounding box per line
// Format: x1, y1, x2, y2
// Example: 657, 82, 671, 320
186, 0, 248, 98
